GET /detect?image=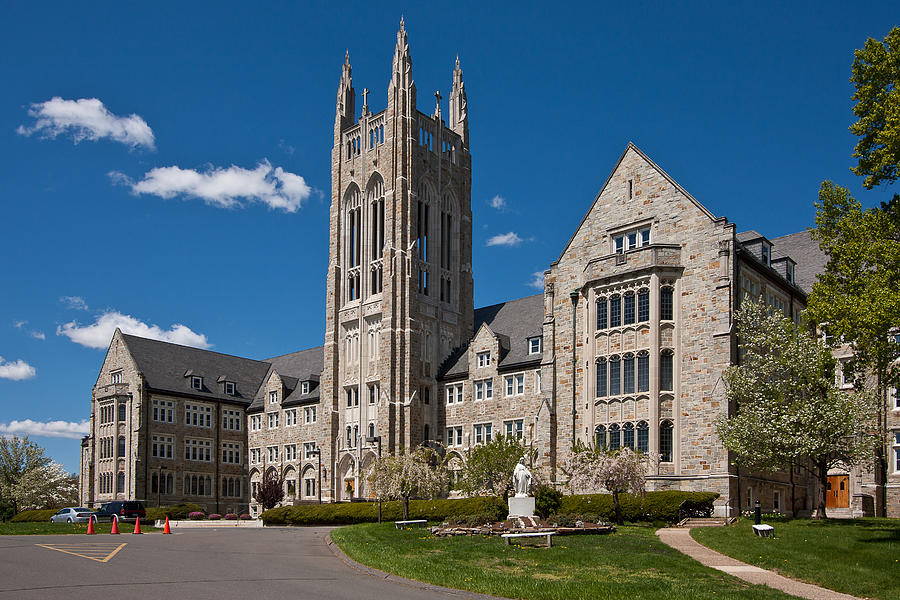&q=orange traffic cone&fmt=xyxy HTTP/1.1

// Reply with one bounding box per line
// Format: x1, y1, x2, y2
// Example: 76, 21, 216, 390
132, 516, 142, 534
86, 516, 95, 535
110, 516, 119, 534
162, 516, 171, 534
